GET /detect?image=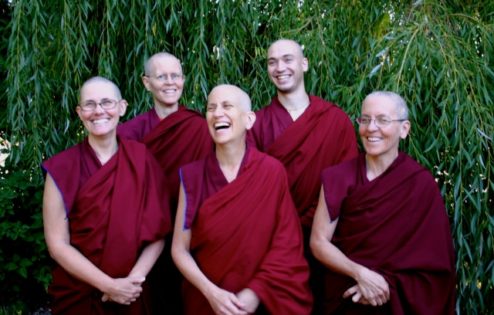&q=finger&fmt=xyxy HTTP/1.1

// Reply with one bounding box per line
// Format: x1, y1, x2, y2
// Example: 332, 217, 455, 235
130, 276, 146, 285
352, 291, 361, 303
368, 297, 377, 307
343, 285, 358, 298
225, 300, 245, 315
231, 296, 246, 310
